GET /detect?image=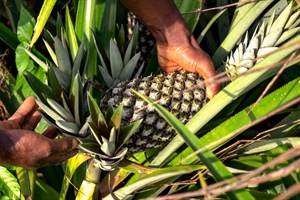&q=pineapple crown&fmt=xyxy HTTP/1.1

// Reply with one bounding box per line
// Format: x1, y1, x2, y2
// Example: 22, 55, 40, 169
225, 2, 300, 78
24, 35, 90, 138
93, 24, 144, 87
79, 93, 142, 171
